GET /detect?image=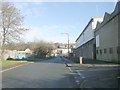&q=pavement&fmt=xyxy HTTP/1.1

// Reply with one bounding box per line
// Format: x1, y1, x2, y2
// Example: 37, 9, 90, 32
65, 59, 120, 88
